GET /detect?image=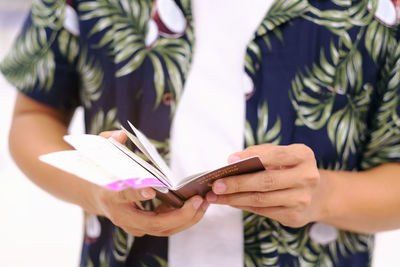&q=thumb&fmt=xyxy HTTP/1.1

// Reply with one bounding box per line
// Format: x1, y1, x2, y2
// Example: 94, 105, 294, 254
99, 130, 127, 144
